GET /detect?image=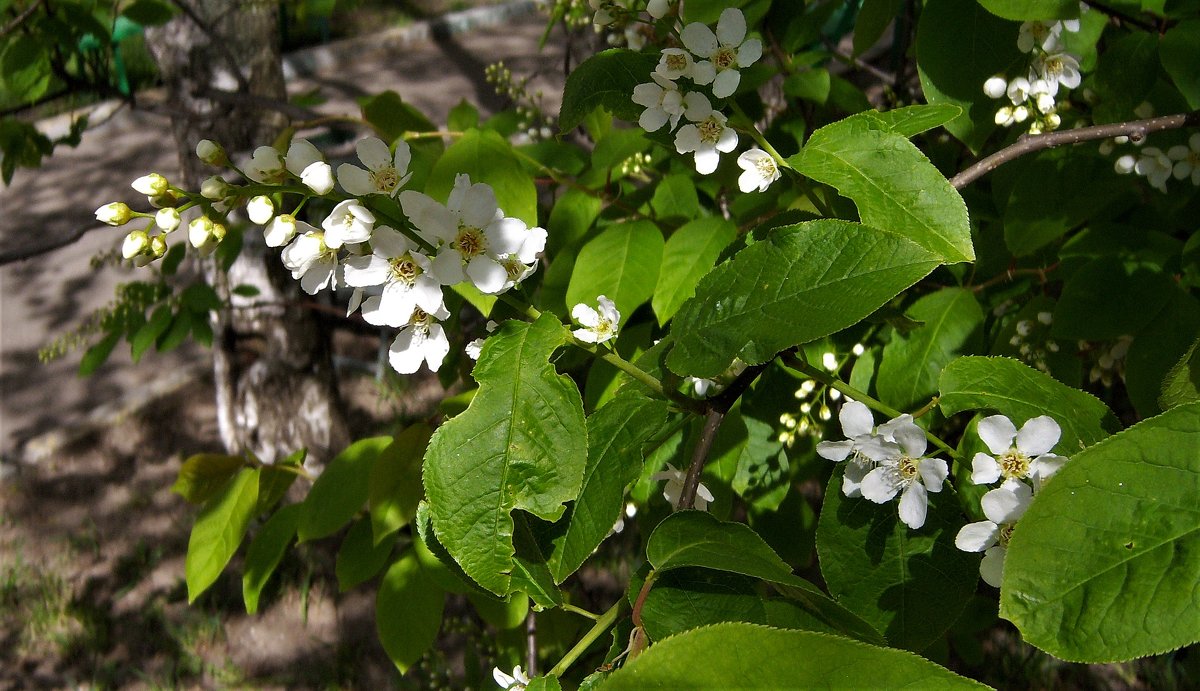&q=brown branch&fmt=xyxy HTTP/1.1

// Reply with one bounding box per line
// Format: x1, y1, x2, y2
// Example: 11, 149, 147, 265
0, 0, 45, 39
822, 38, 896, 86
951, 110, 1200, 190
1082, 0, 1162, 34
0, 225, 97, 265
196, 87, 322, 123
